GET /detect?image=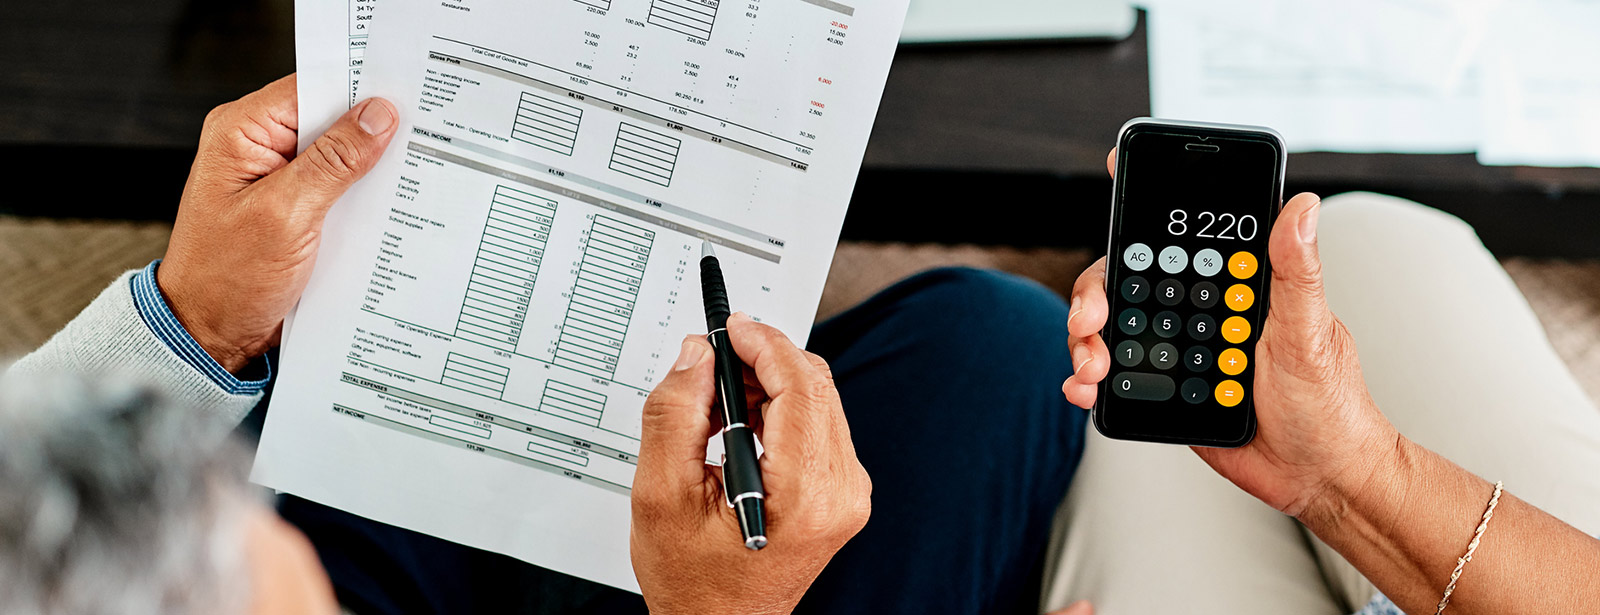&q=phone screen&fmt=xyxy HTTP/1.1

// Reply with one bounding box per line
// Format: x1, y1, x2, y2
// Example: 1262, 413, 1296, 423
1093, 123, 1284, 447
